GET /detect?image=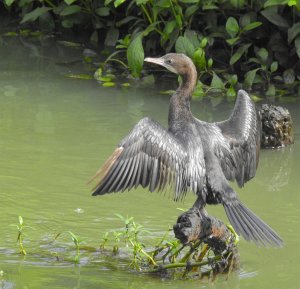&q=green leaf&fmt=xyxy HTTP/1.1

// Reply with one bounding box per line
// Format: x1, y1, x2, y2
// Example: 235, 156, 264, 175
192, 81, 204, 99
257, 48, 268, 63
226, 86, 236, 101
226, 37, 239, 46
227, 74, 238, 85
136, 0, 149, 4
179, 0, 199, 3
4, 0, 15, 6
93, 68, 103, 80
288, 0, 297, 6
175, 15, 182, 29
156, 0, 171, 7
264, 0, 289, 7
116, 16, 138, 27
200, 37, 208, 48
143, 22, 159, 36
62, 19, 75, 28
240, 14, 251, 28
64, 0, 77, 4
184, 30, 200, 48
288, 23, 300, 43
244, 68, 259, 88
102, 82, 116, 87
98, 76, 112, 82
226, 17, 240, 38
266, 84, 276, 96
270, 61, 278, 73
68, 231, 79, 243
114, 213, 125, 221
3, 31, 18, 36
250, 94, 263, 102
164, 20, 177, 36
175, 36, 195, 58
211, 72, 225, 90
261, 8, 289, 28
230, 43, 251, 65
114, 0, 126, 7
60, 5, 81, 16
295, 36, 300, 58
203, 3, 218, 9
127, 33, 144, 78
185, 4, 198, 18
243, 21, 262, 32
95, 7, 110, 16
230, 0, 245, 8
21, 7, 52, 23
19, 216, 23, 226
193, 48, 206, 70
104, 0, 114, 4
